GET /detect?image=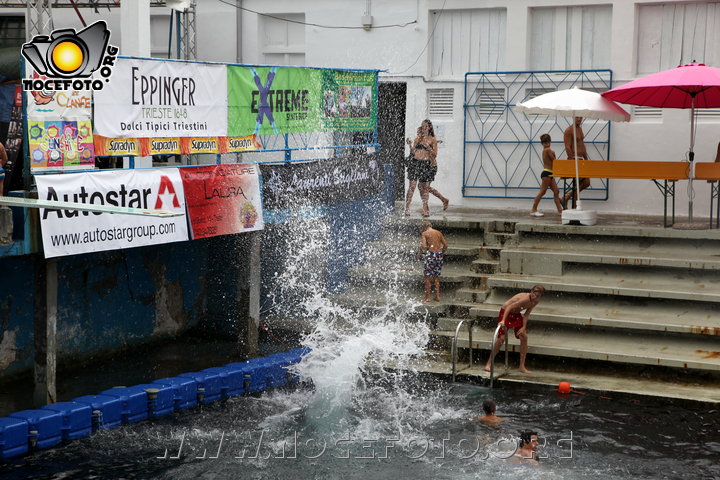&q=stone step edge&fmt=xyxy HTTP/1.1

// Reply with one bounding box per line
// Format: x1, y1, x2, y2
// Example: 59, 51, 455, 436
431, 330, 719, 371
487, 276, 720, 303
